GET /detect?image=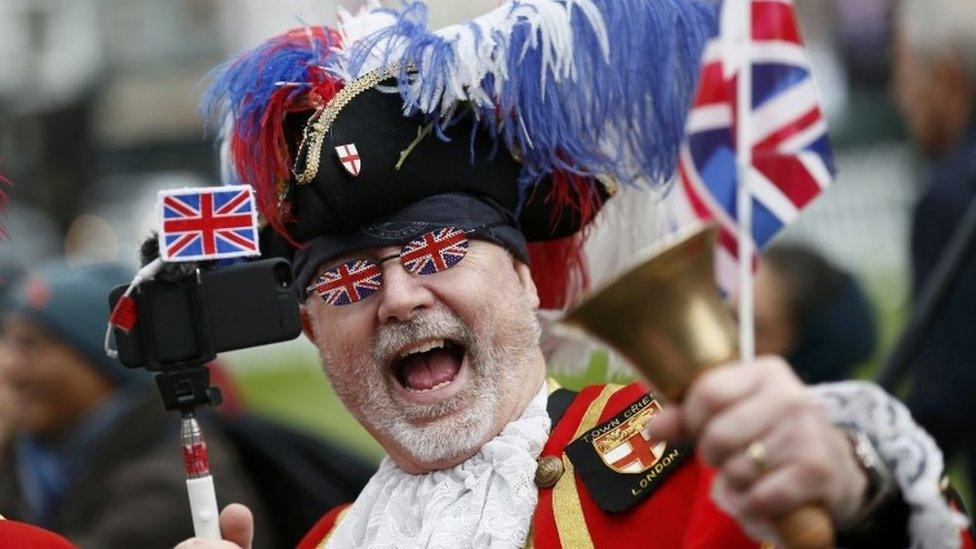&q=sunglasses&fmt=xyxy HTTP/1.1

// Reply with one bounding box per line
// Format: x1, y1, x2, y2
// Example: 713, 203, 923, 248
307, 225, 500, 306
